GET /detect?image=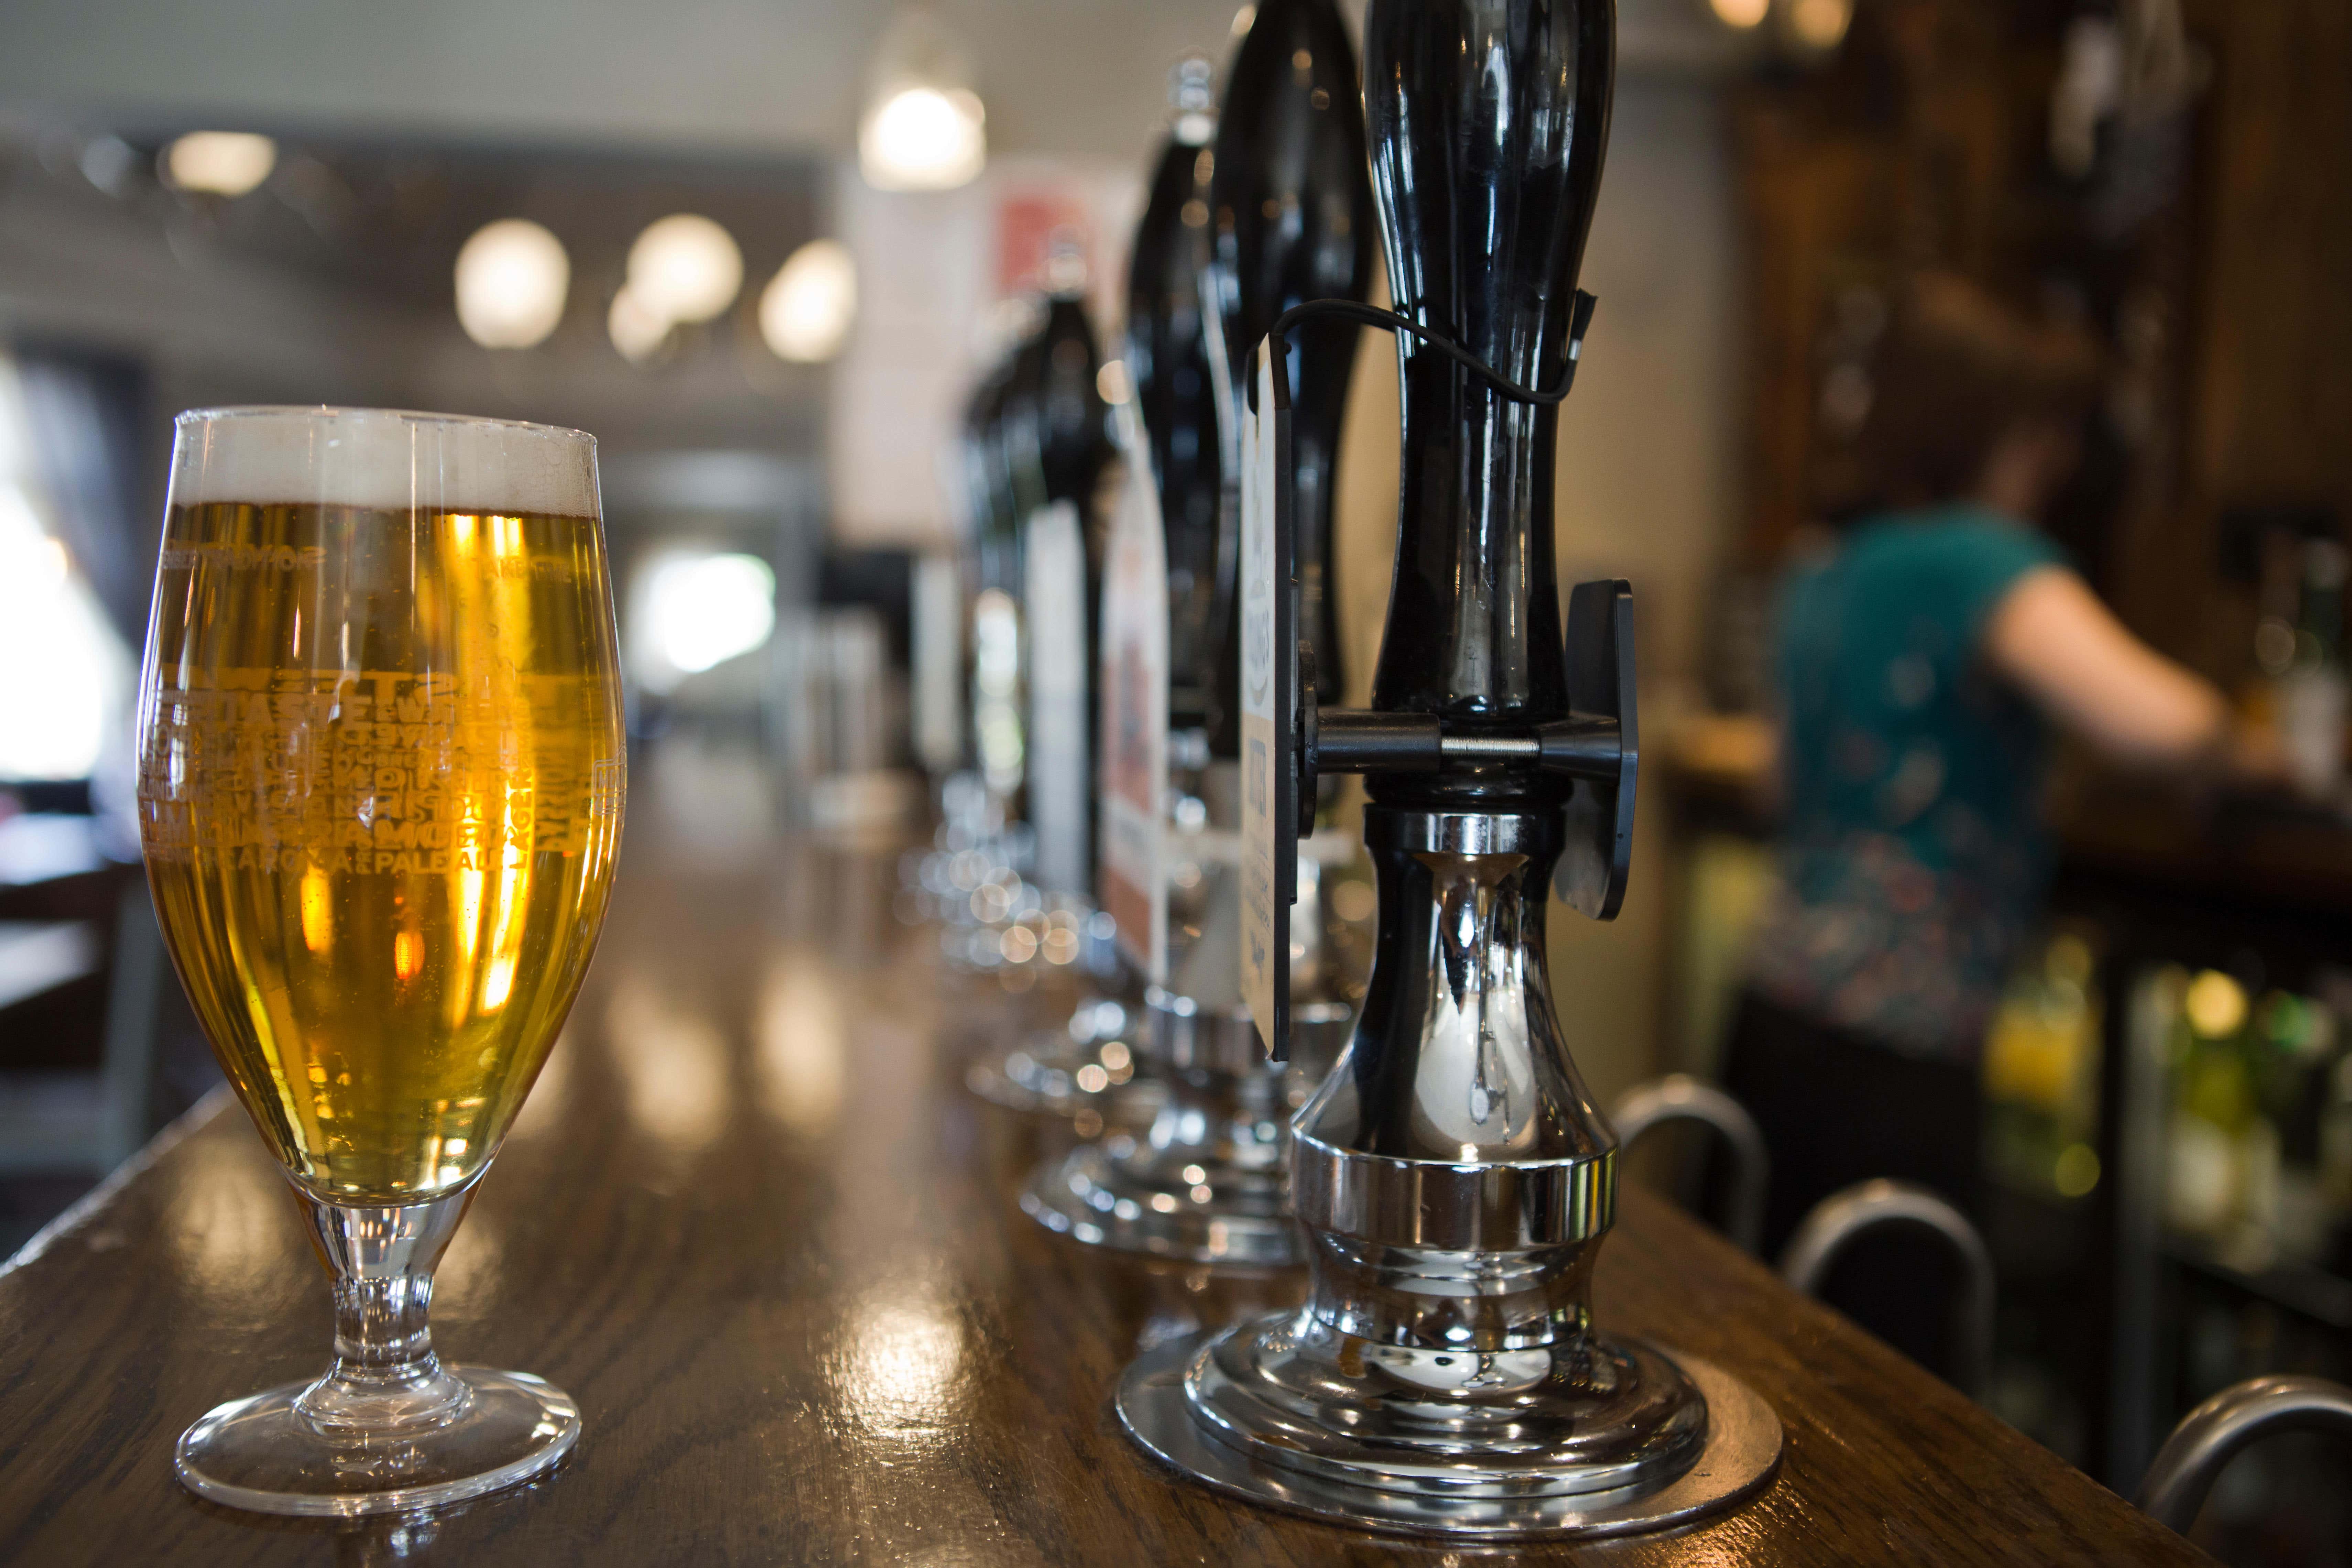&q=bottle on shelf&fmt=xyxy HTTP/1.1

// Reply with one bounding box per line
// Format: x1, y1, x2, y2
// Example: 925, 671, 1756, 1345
2278, 538, 2349, 798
